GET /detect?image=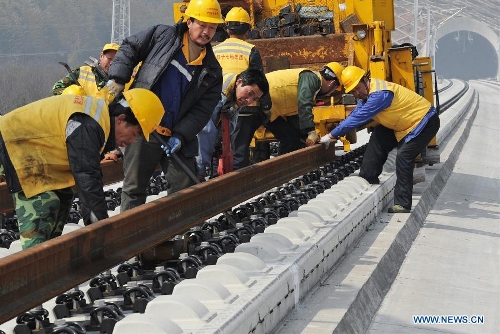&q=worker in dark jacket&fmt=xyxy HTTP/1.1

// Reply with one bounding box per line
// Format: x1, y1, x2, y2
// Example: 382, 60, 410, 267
320, 66, 440, 213
196, 7, 268, 179
106, 0, 224, 212
196, 69, 269, 179
0, 89, 164, 249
